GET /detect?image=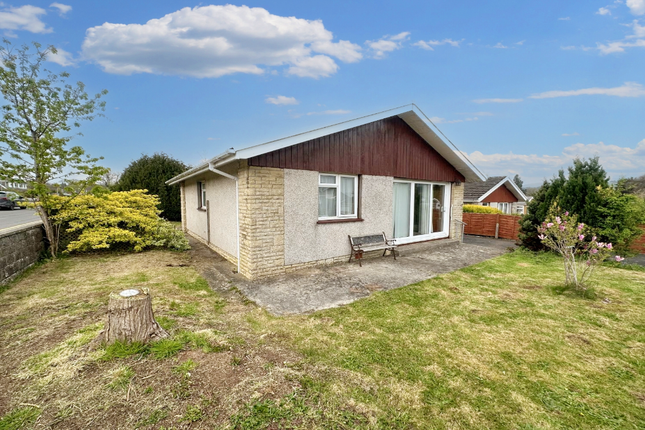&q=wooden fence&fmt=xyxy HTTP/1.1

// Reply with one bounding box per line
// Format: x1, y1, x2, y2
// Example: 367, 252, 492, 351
632, 225, 645, 254
462, 213, 521, 240
462, 215, 645, 254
